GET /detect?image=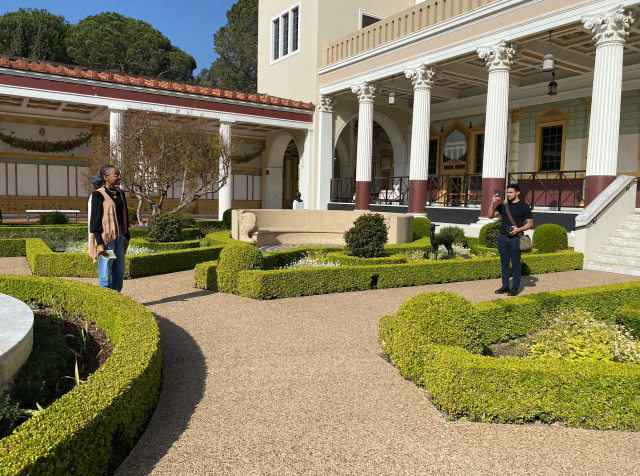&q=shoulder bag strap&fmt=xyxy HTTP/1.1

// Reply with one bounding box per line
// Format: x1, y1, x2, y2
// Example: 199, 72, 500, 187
503, 203, 522, 235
